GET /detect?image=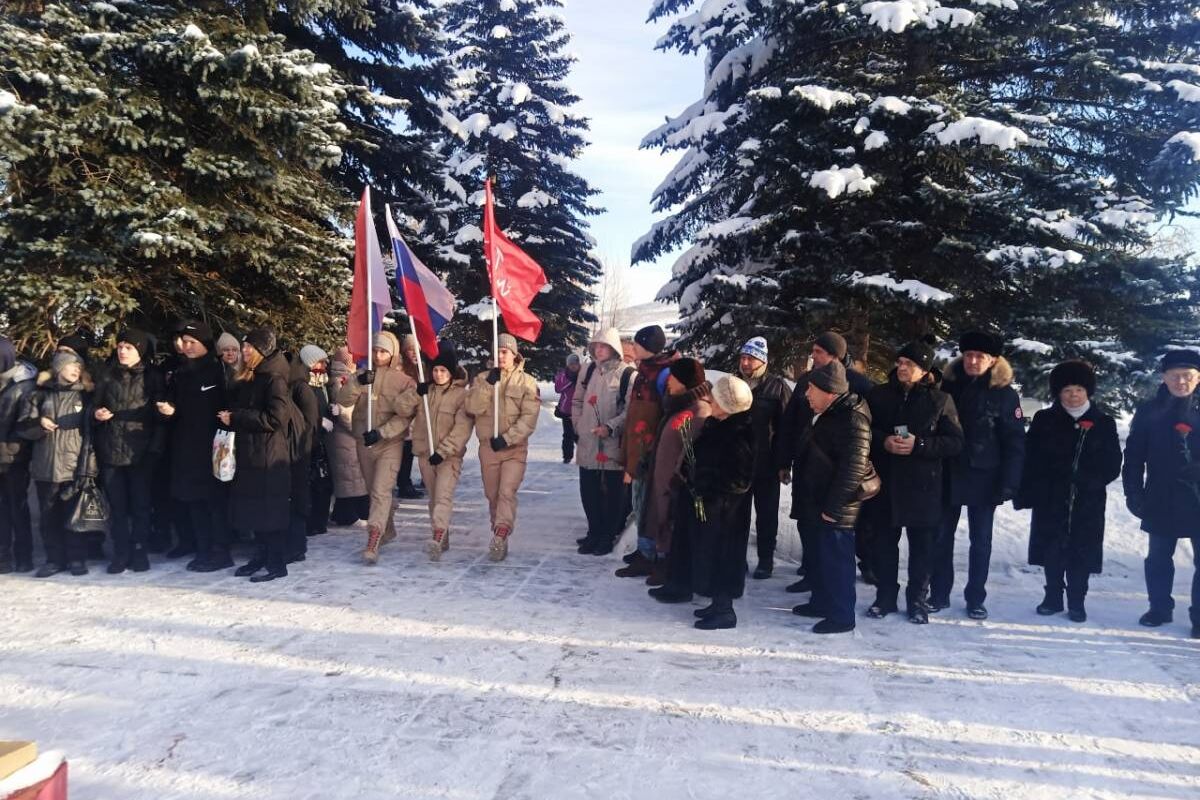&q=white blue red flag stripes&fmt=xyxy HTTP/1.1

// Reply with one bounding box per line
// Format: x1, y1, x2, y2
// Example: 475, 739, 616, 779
347, 186, 392, 363
385, 206, 454, 361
